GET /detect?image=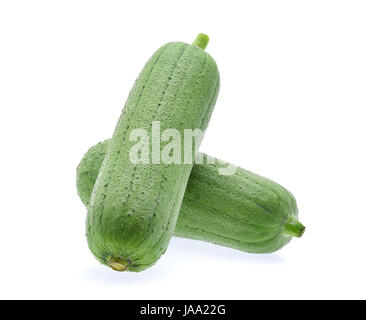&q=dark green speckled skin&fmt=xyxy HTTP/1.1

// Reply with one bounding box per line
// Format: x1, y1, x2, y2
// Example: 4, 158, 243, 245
78, 141, 298, 257
86, 42, 220, 271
